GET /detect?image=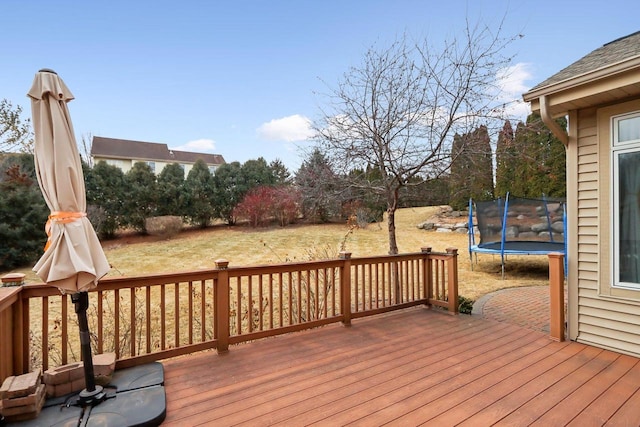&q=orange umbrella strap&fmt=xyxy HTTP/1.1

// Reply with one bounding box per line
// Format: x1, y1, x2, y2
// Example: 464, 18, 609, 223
44, 211, 87, 251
